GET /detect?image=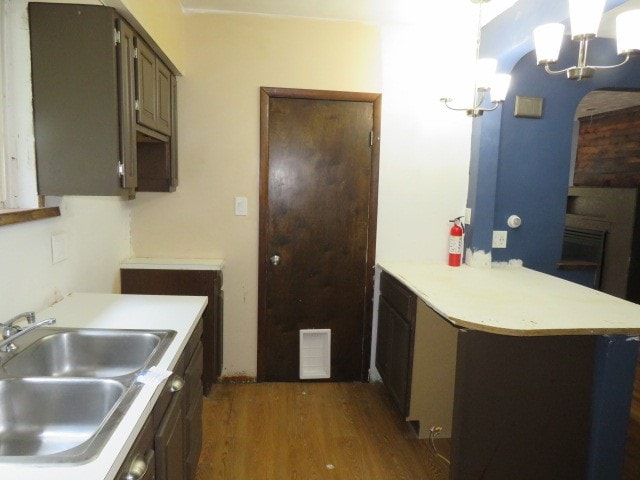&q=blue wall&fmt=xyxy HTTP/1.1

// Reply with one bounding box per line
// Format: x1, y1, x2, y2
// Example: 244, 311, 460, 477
491, 40, 640, 273
465, 0, 629, 258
